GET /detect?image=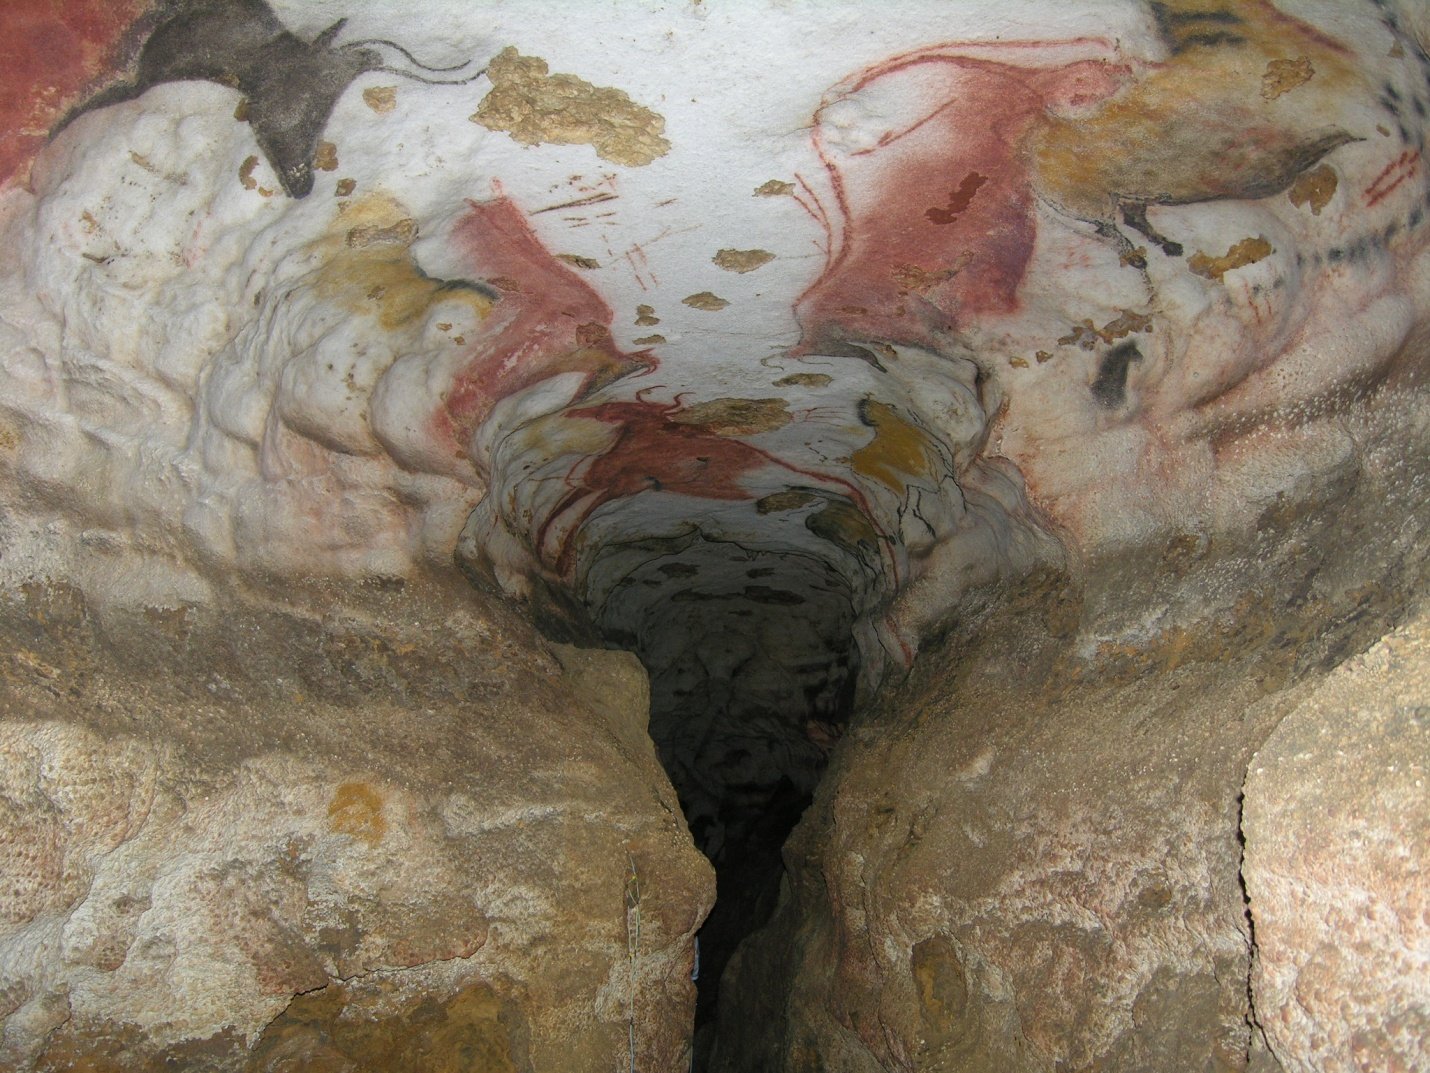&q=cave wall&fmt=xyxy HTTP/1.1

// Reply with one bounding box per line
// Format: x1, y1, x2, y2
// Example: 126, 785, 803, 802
0, 1, 1427, 1070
